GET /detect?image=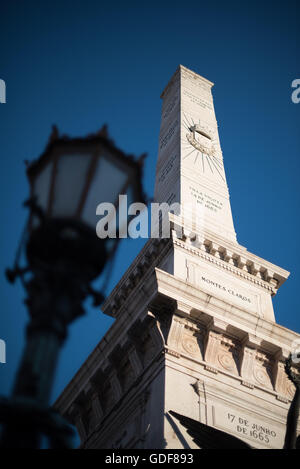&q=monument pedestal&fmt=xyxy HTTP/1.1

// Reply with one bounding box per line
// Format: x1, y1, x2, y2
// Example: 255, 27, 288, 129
55, 66, 299, 449
55, 232, 299, 449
